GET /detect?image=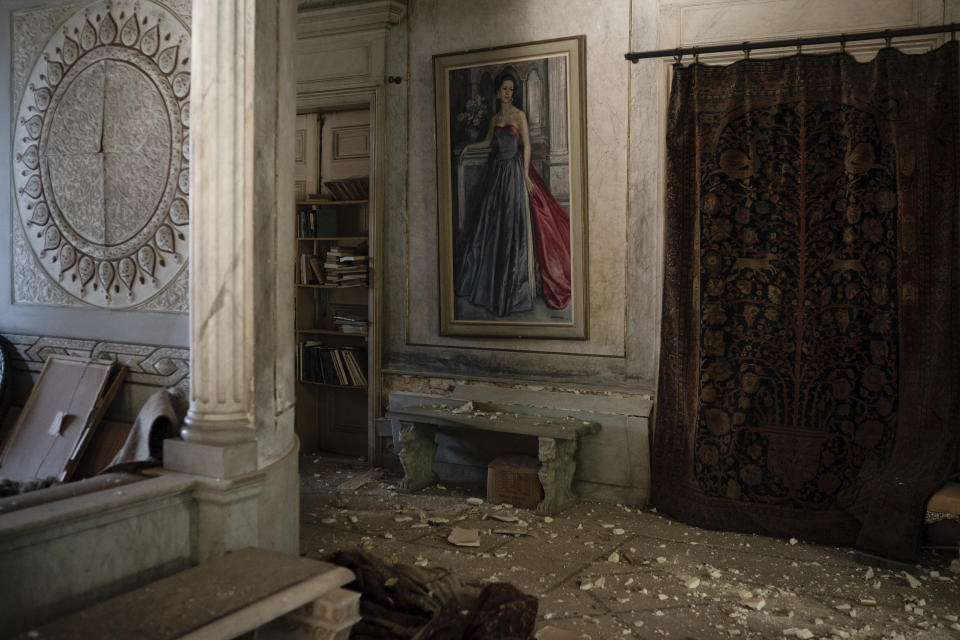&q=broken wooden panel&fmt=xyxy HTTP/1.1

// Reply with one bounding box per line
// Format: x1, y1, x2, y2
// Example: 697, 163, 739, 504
72, 420, 133, 479
0, 356, 126, 482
